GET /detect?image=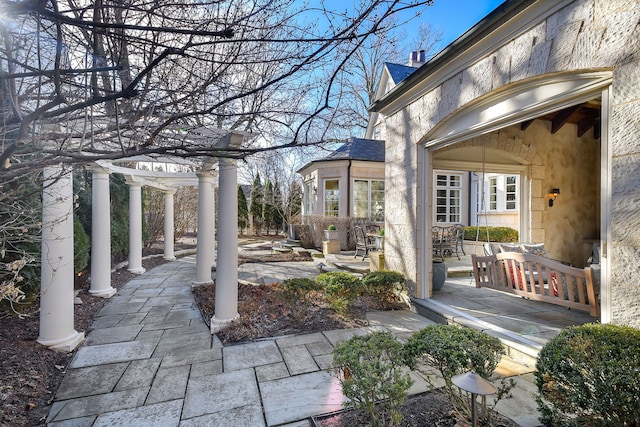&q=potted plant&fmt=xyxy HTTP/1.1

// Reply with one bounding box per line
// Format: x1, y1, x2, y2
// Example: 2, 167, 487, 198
324, 224, 339, 241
